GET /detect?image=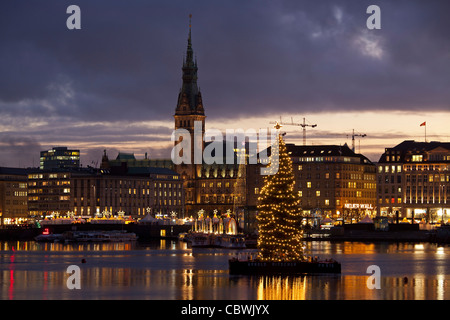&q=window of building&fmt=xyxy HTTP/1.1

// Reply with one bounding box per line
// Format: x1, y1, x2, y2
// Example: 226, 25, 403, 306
316, 191, 320, 197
